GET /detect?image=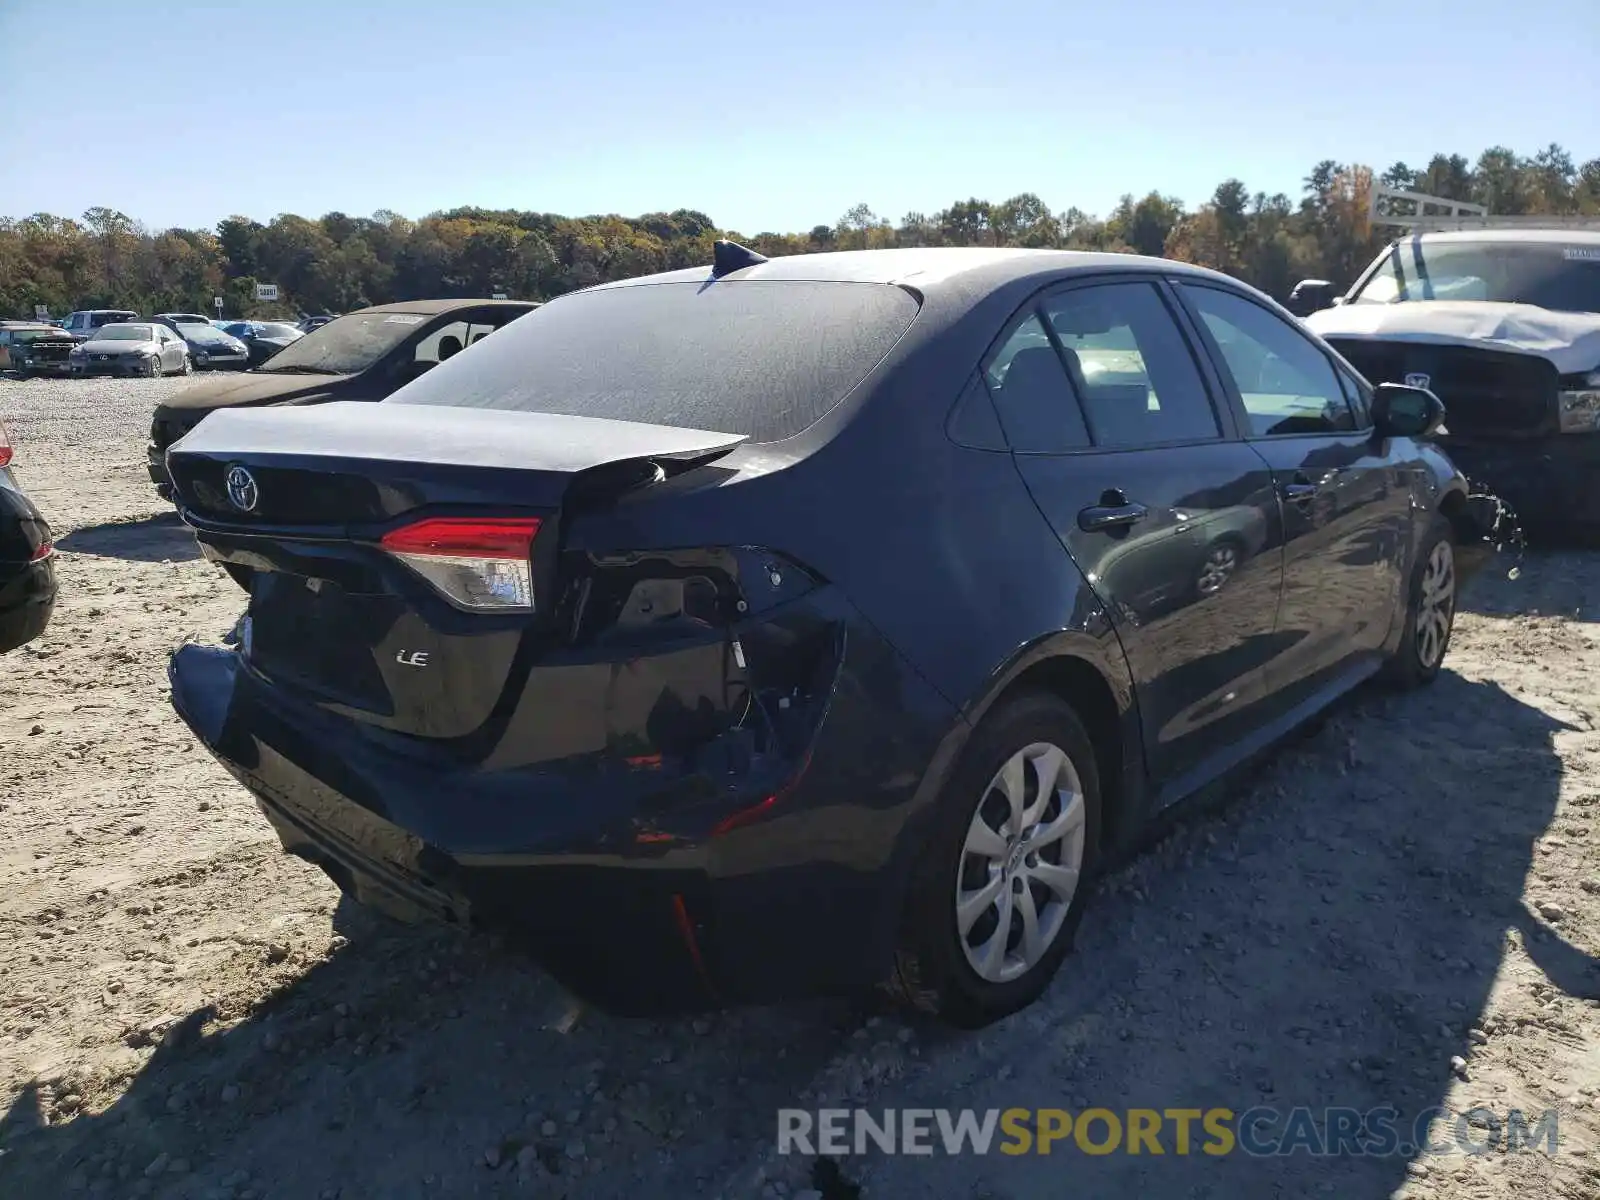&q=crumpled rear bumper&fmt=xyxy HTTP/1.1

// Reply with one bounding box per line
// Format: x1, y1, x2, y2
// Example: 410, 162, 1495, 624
167, 590, 957, 1014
